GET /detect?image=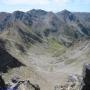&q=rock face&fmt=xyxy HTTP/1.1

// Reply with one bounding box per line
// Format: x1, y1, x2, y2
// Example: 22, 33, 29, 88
0, 75, 6, 88
0, 47, 25, 72
82, 64, 90, 90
